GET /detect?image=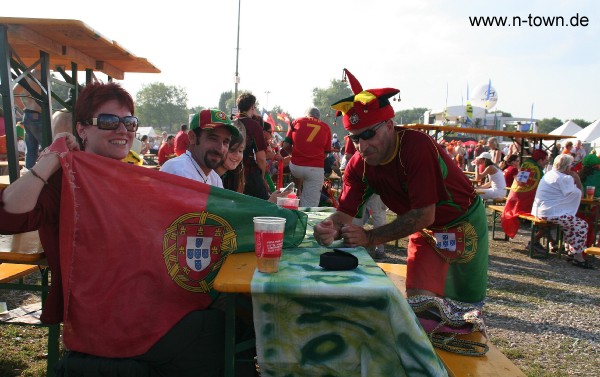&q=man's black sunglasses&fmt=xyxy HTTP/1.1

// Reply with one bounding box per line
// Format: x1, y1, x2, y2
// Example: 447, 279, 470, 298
84, 113, 139, 132
348, 121, 386, 143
